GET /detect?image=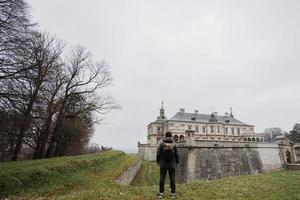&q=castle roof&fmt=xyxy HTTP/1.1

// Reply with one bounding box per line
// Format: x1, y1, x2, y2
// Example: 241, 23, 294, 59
169, 112, 253, 127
